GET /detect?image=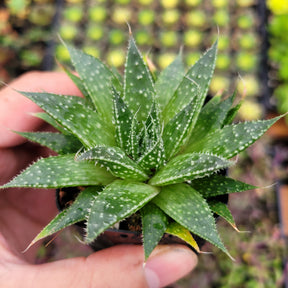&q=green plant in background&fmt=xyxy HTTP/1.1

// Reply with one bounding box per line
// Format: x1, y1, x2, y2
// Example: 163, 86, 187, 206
212, 0, 229, 8
216, 53, 230, 70
184, 0, 201, 7
59, 23, 78, 40
1, 1, 55, 80
135, 29, 152, 46
1, 31, 282, 260
183, 30, 202, 48
138, 9, 155, 26
5, 0, 30, 16
161, 0, 179, 9
236, 33, 258, 50
160, 31, 178, 47
236, 52, 258, 72
1, 0, 262, 106
88, 6, 107, 22
236, 0, 255, 8
268, 0, 288, 15
268, 1, 288, 122
185, 10, 206, 28
213, 9, 230, 27
162, 9, 180, 26
63, 5, 83, 23
237, 12, 255, 30
87, 24, 104, 41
